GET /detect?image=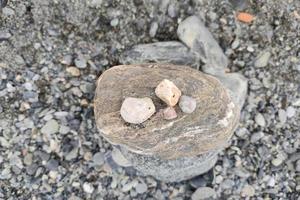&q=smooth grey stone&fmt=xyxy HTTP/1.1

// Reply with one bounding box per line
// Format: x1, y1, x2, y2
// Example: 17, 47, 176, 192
118, 146, 219, 182
46, 159, 59, 171
135, 182, 148, 194
189, 169, 214, 188
119, 41, 200, 69
177, 16, 228, 75
75, 55, 87, 69
41, 119, 59, 135
250, 131, 264, 143
149, 22, 158, 37
191, 187, 217, 200
214, 73, 248, 110
92, 152, 104, 166
255, 113, 266, 127
0, 30, 11, 40
254, 51, 271, 68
